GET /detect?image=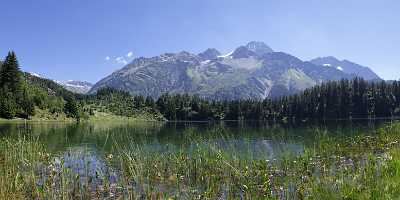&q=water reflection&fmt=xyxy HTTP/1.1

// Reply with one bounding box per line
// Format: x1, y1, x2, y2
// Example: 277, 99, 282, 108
59, 146, 119, 187
0, 120, 392, 157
